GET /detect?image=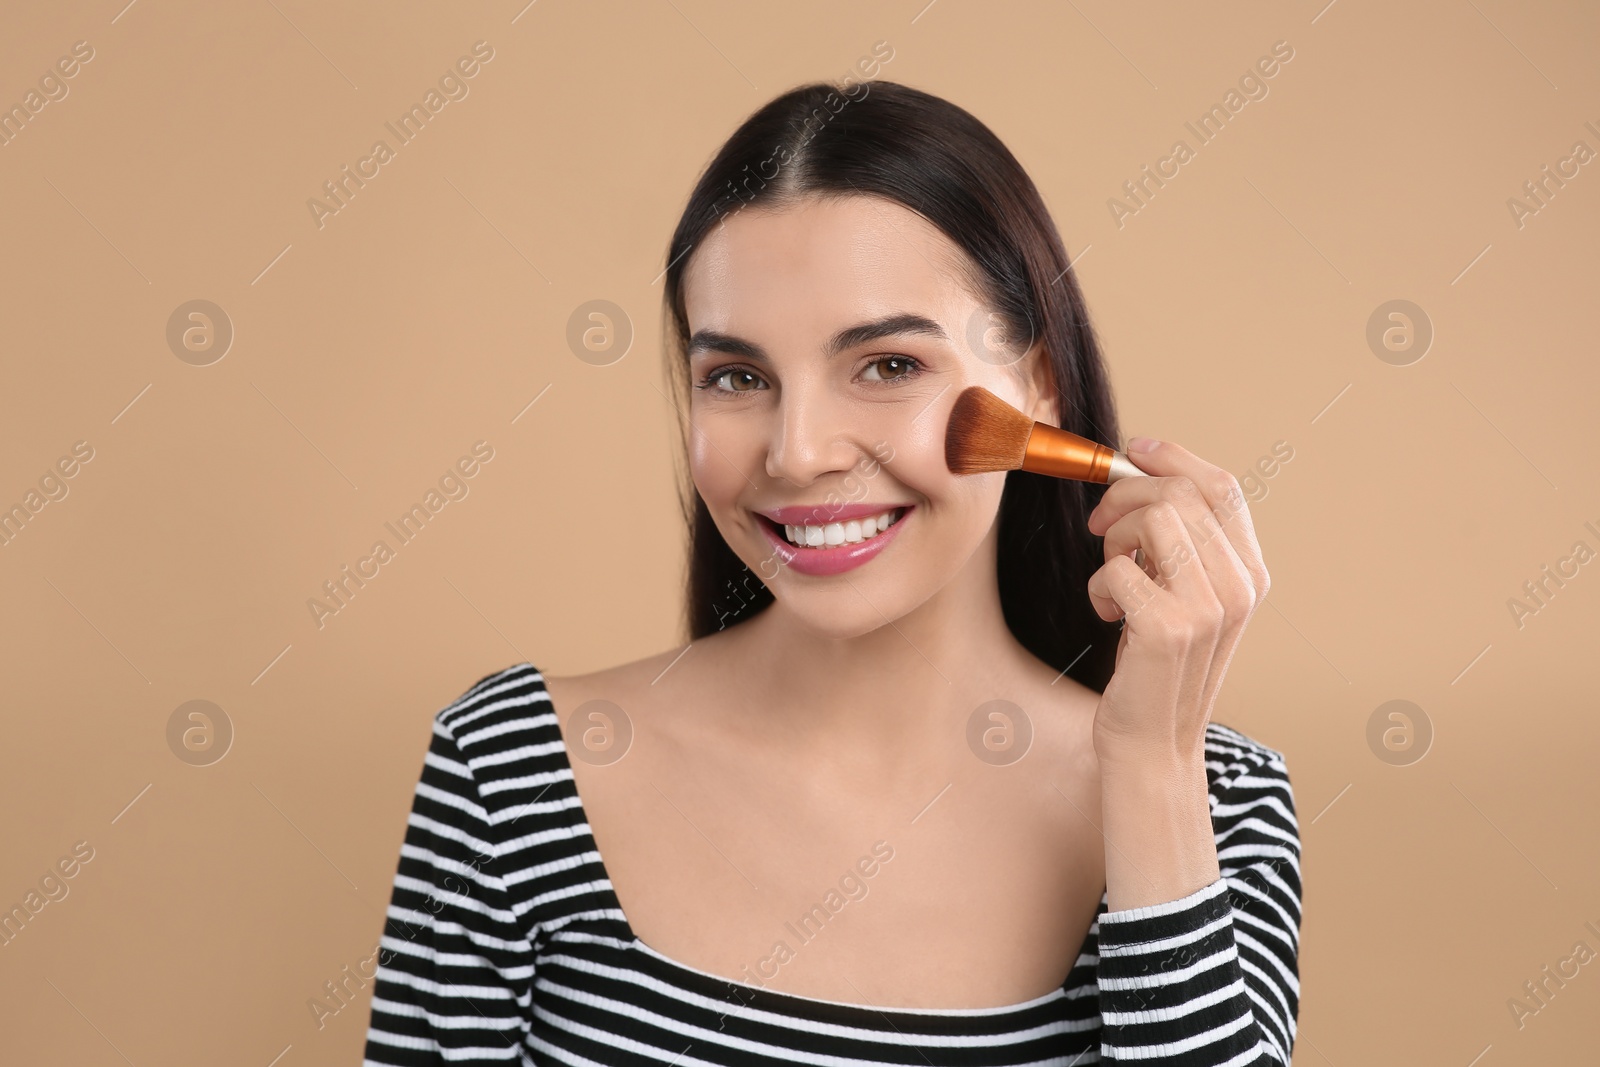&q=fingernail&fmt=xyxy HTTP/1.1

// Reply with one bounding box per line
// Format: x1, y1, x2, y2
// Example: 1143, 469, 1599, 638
1127, 437, 1160, 453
